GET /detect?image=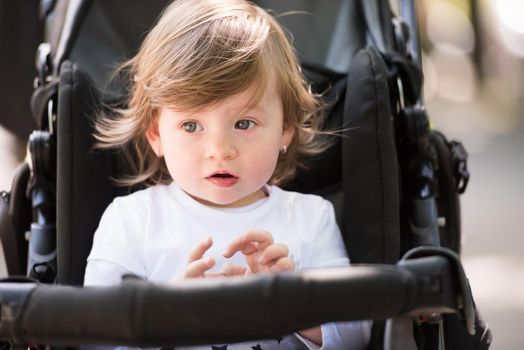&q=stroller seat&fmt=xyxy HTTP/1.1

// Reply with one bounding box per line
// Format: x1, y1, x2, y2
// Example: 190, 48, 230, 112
0, 0, 490, 349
